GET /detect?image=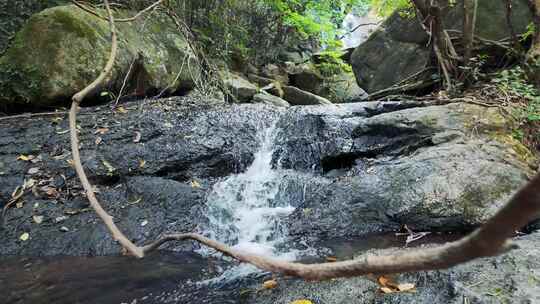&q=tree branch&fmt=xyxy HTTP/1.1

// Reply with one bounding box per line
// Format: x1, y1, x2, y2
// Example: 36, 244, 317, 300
142, 173, 540, 280
71, 0, 164, 23
70, 0, 144, 258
